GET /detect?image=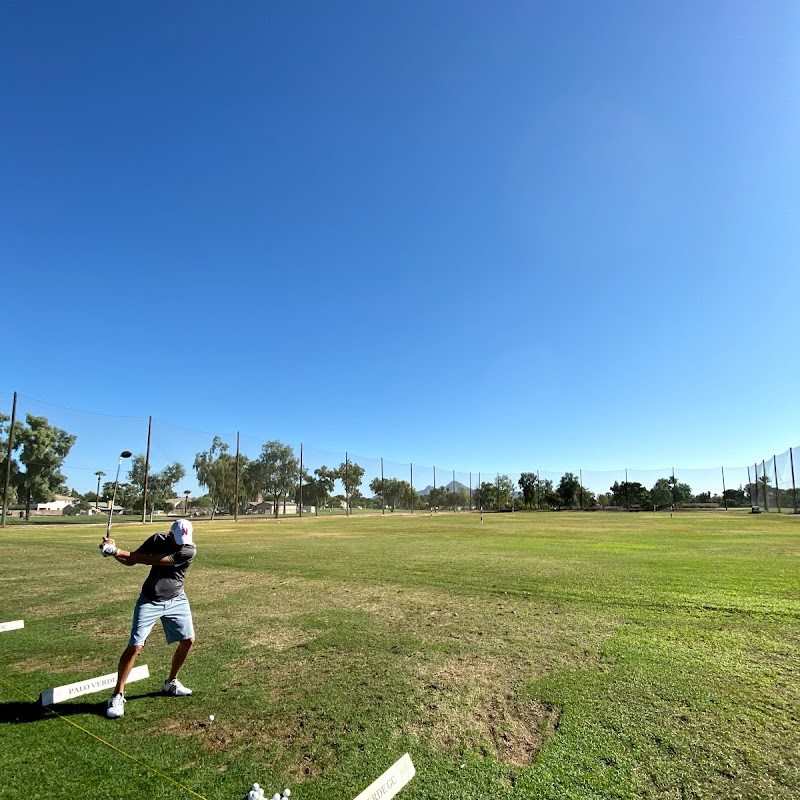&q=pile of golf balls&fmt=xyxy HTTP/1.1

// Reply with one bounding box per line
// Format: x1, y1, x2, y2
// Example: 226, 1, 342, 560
246, 785, 291, 800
